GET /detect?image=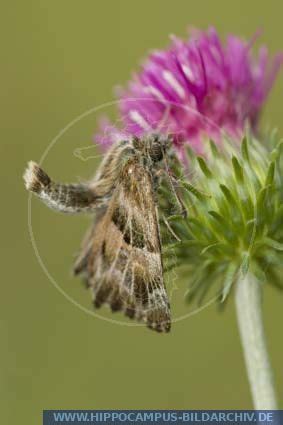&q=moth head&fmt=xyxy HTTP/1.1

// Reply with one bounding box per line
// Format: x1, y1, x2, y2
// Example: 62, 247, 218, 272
133, 134, 172, 163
